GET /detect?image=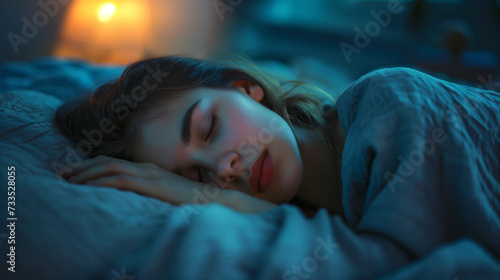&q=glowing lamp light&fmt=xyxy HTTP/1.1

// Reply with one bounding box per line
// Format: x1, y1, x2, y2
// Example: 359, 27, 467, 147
54, 0, 153, 64
98, 3, 115, 22
54, 0, 223, 64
